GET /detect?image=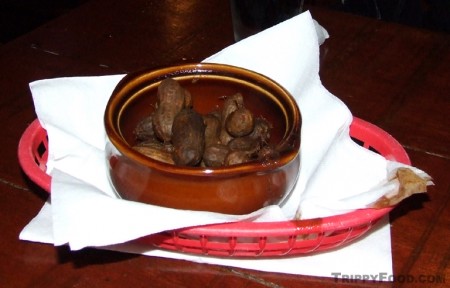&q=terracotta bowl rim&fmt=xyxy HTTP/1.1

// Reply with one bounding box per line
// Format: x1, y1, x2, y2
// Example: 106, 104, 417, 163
104, 62, 301, 177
